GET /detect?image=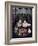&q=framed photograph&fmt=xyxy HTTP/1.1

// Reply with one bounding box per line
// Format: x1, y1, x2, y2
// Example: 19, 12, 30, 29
5, 2, 37, 44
